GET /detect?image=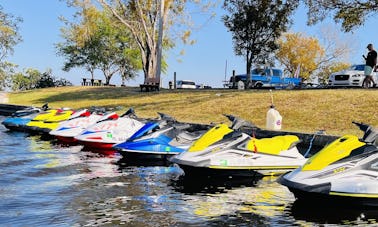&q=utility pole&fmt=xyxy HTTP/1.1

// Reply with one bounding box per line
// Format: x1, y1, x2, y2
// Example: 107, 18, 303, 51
155, 0, 164, 88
